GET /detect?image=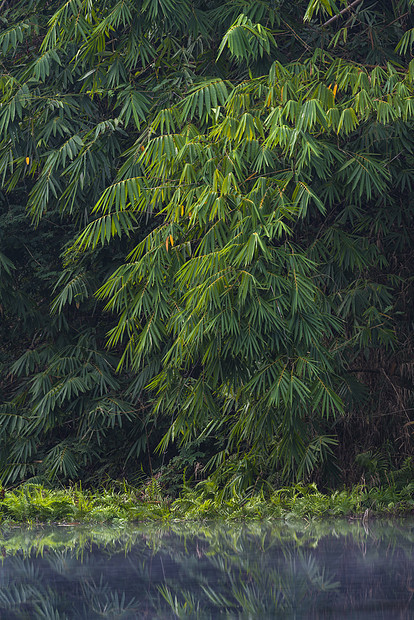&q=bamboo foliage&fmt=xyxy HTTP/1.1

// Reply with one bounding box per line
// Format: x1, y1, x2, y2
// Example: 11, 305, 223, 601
0, 0, 413, 486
